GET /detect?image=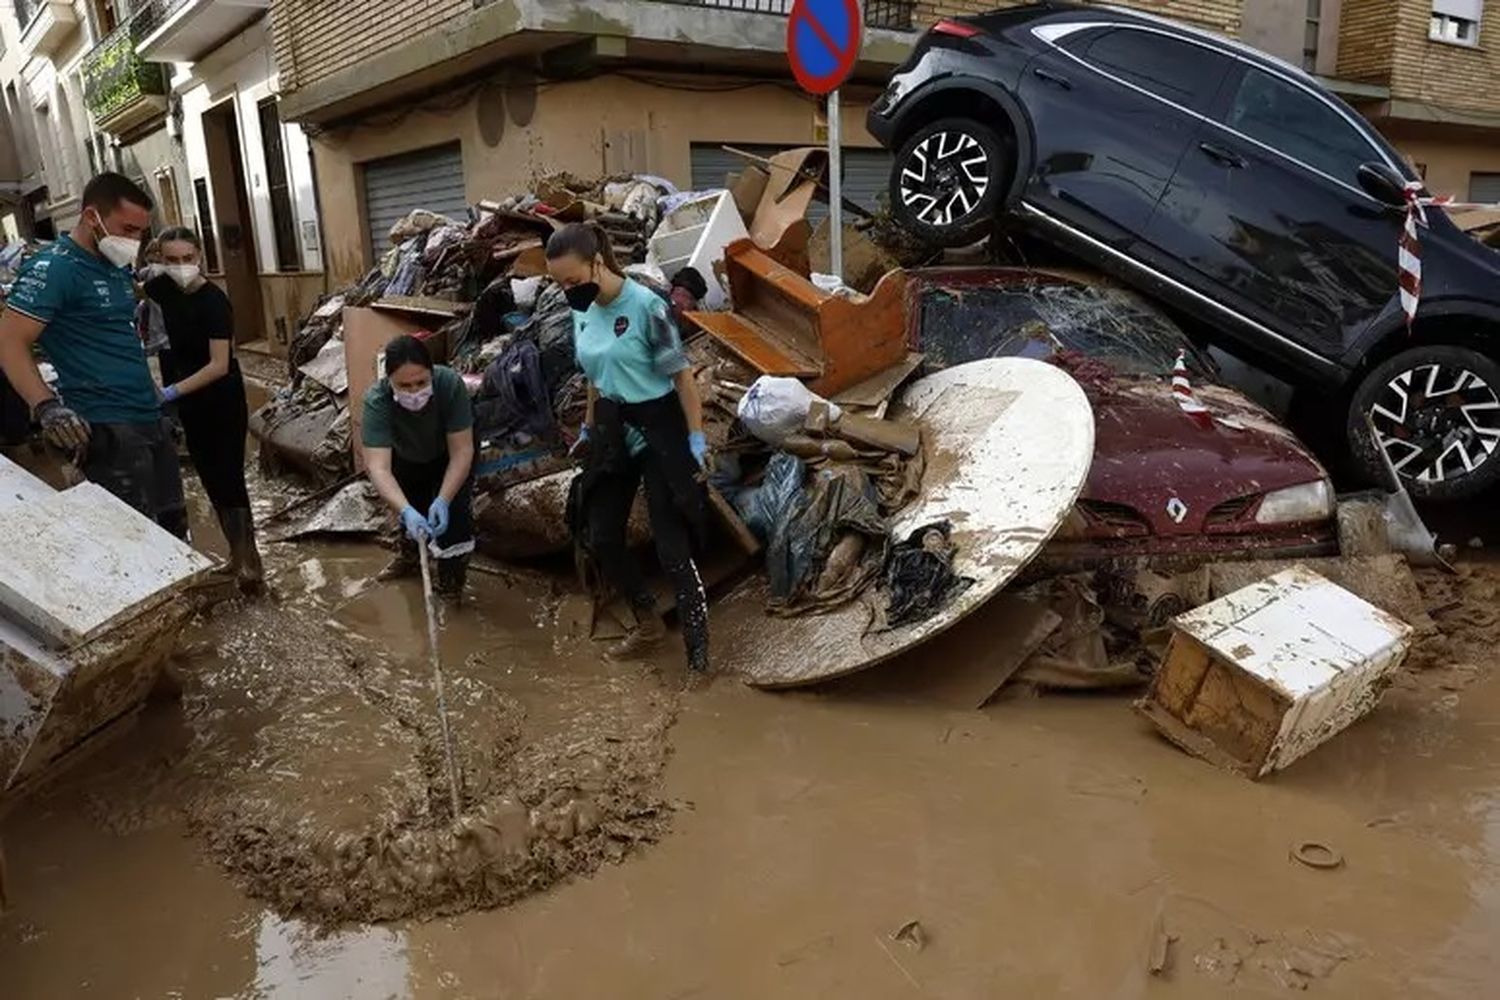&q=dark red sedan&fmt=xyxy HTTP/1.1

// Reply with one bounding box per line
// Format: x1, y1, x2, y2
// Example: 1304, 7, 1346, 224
906, 268, 1338, 567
